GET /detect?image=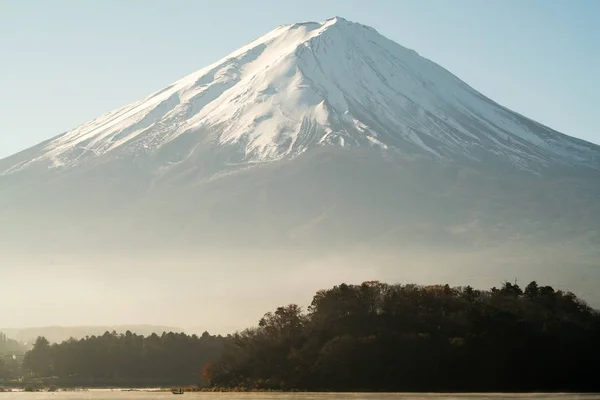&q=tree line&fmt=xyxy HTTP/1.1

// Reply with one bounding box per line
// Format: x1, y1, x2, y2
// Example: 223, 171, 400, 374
20, 331, 226, 387
205, 280, 600, 392
7, 280, 600, 392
